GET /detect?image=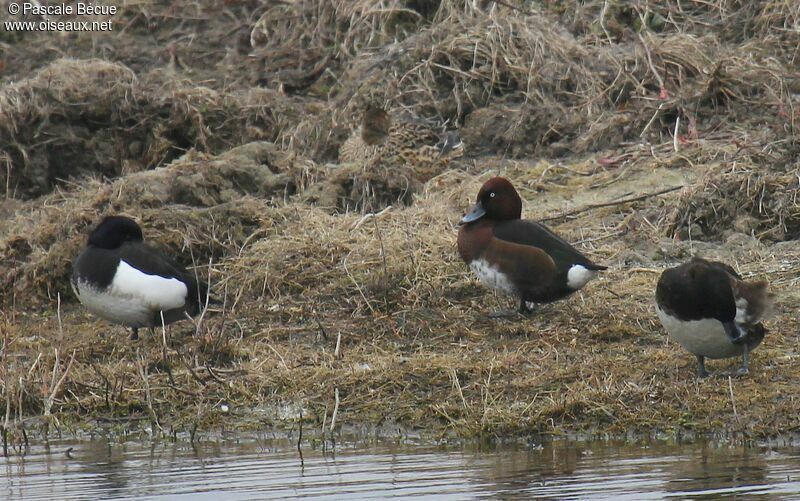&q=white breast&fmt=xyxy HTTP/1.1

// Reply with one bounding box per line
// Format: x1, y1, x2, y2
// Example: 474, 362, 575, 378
469, 259, 516, 296
73, 260, 188, 328
656, 305, 744, 359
